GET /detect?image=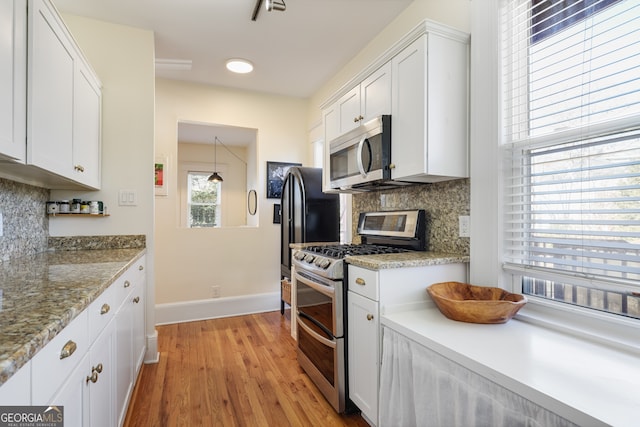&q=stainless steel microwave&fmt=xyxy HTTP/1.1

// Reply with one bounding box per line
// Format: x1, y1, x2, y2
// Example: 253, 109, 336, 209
329, 115, 391, 191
